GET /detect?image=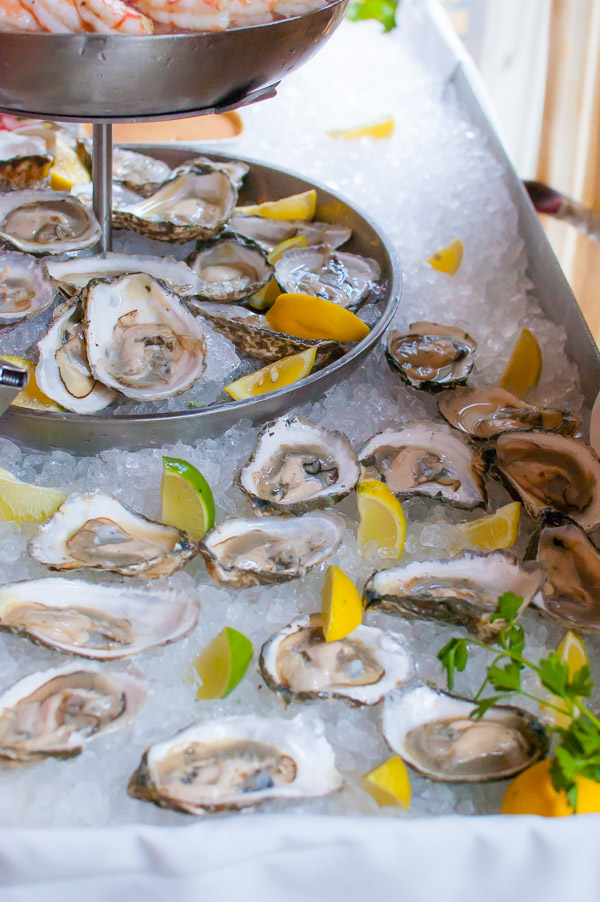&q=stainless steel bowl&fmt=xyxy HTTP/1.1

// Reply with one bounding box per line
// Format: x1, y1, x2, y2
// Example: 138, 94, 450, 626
0, 1, 348, 121
1, 147, 402, 454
